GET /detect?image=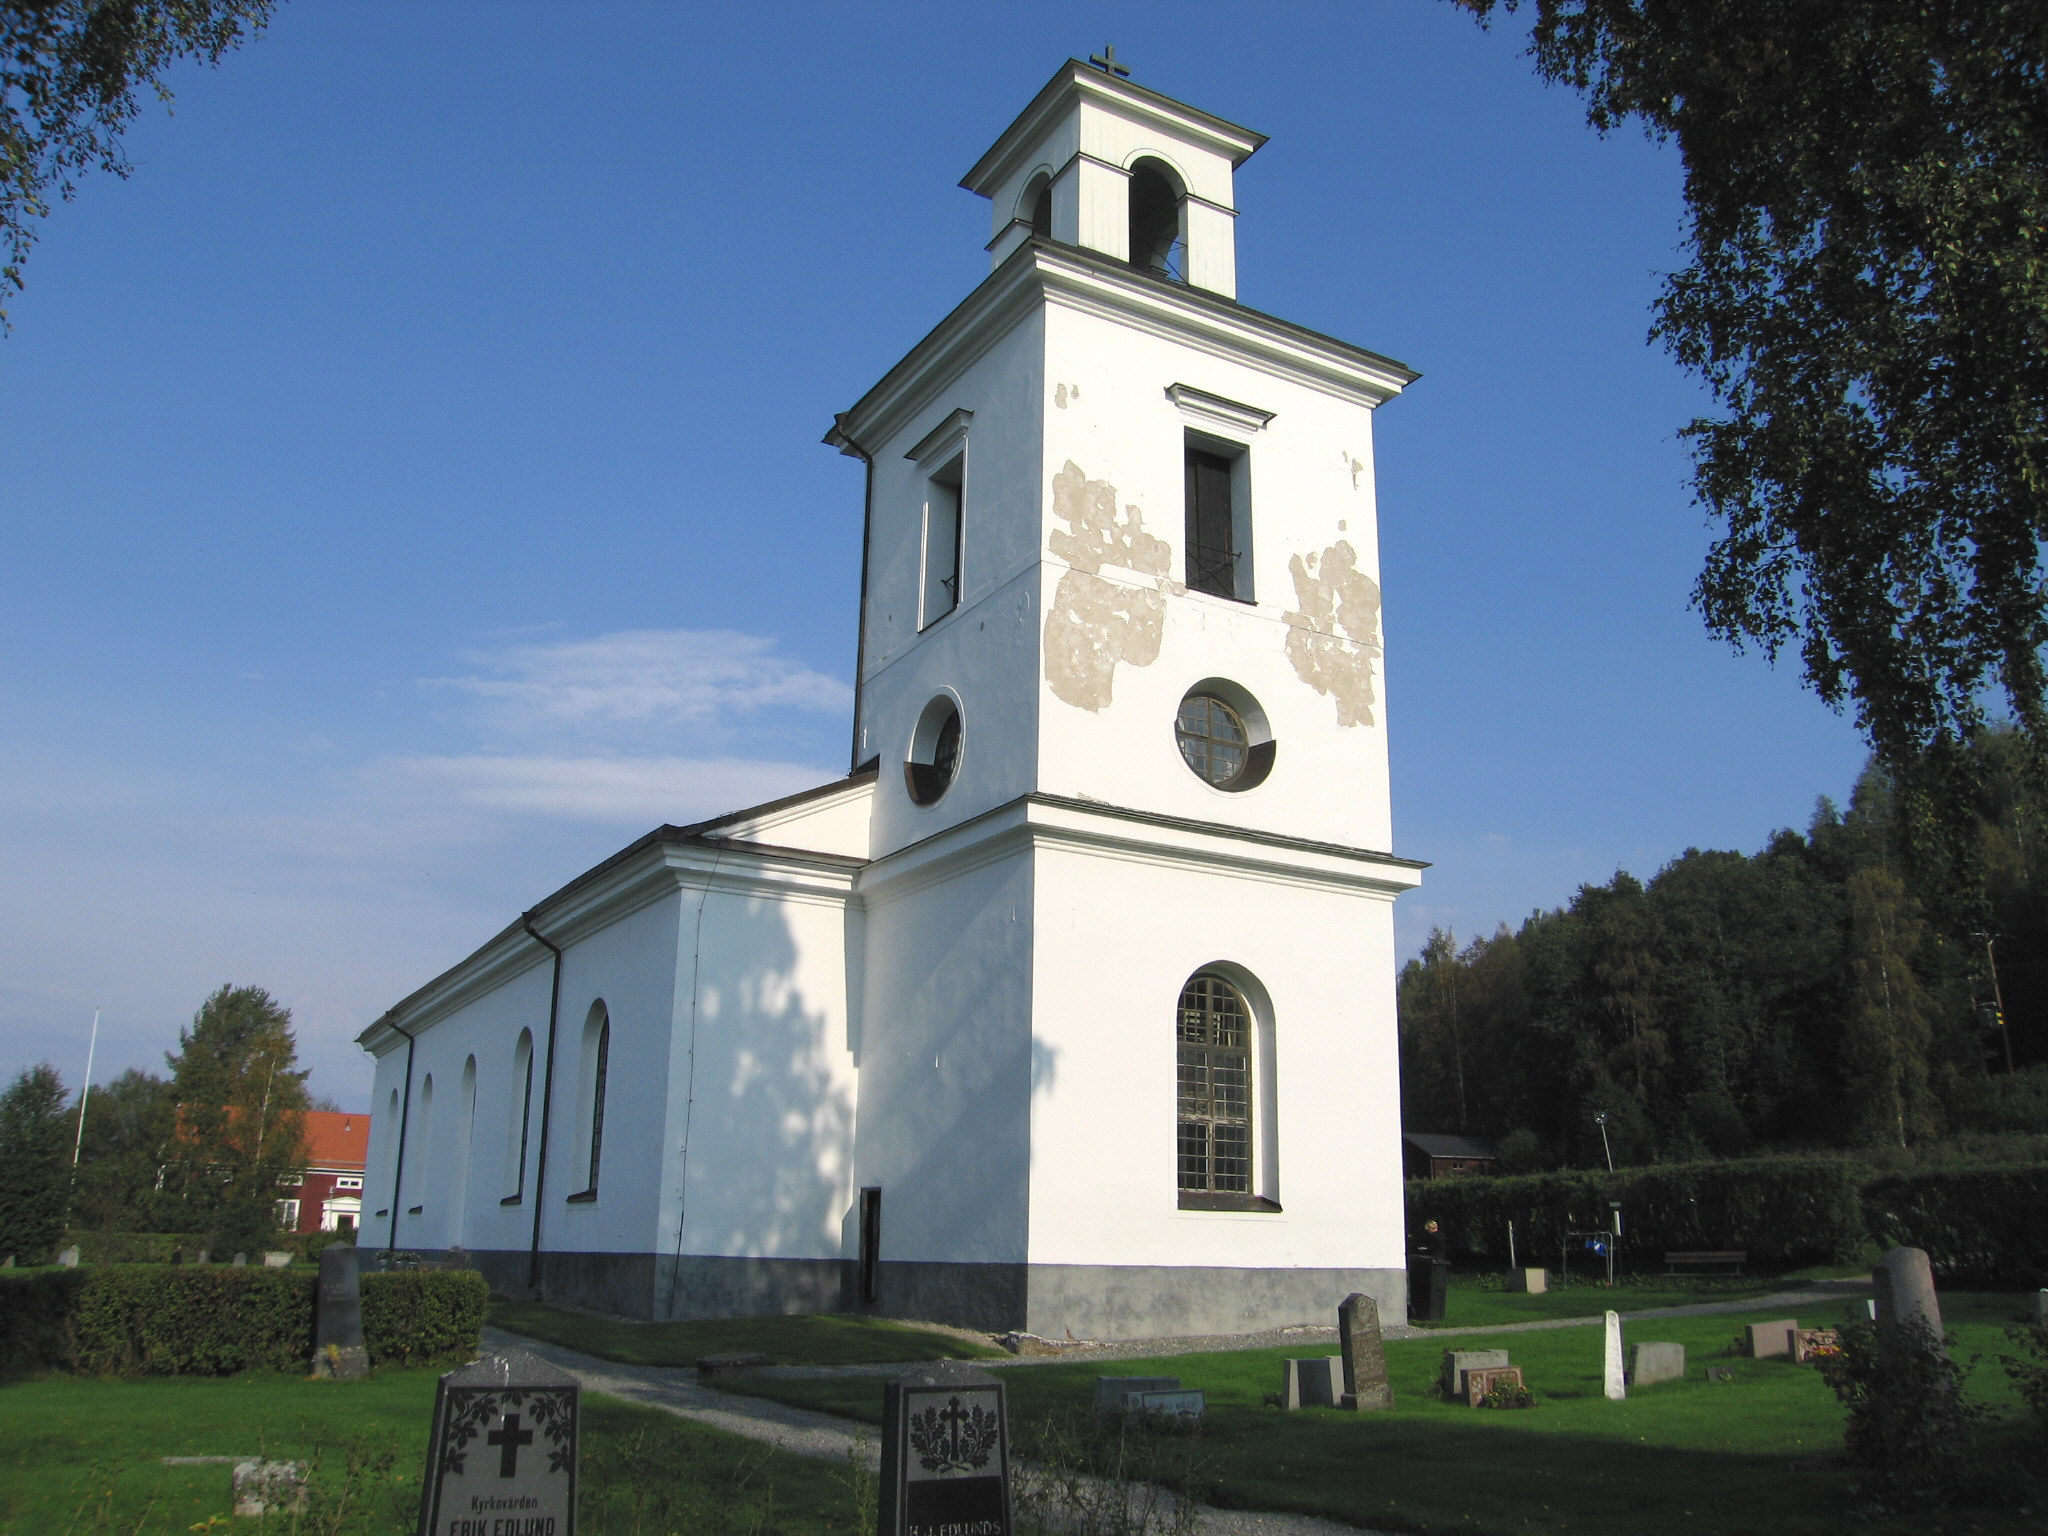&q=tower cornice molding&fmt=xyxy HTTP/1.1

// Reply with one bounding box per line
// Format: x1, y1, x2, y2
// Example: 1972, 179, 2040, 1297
831, 241, 1419, 458
960, 60, 1267, 201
